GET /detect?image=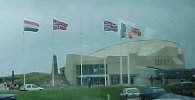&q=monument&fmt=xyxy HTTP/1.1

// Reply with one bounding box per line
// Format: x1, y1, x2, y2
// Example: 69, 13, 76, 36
50, 54, 63, 86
